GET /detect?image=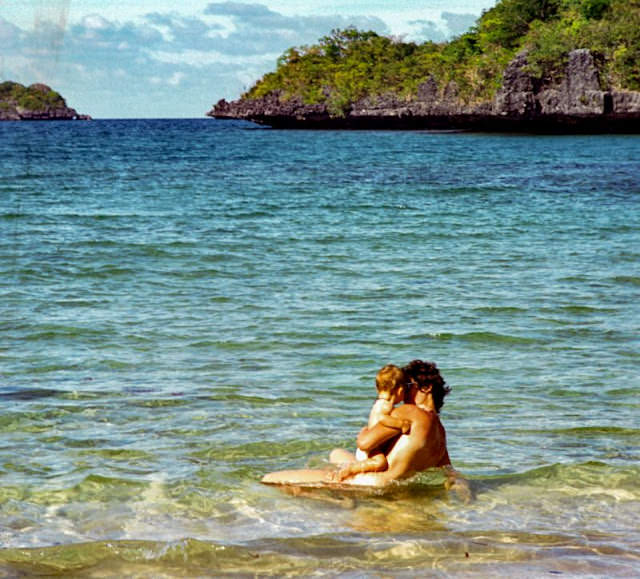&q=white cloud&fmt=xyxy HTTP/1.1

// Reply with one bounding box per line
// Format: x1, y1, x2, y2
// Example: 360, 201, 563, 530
168, 71, 185, 85
153, 24, 176, 42
151, 72, 187, 86
147, 48, 280, 68
0, 2, 493, 118
83, 14, 110, 30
